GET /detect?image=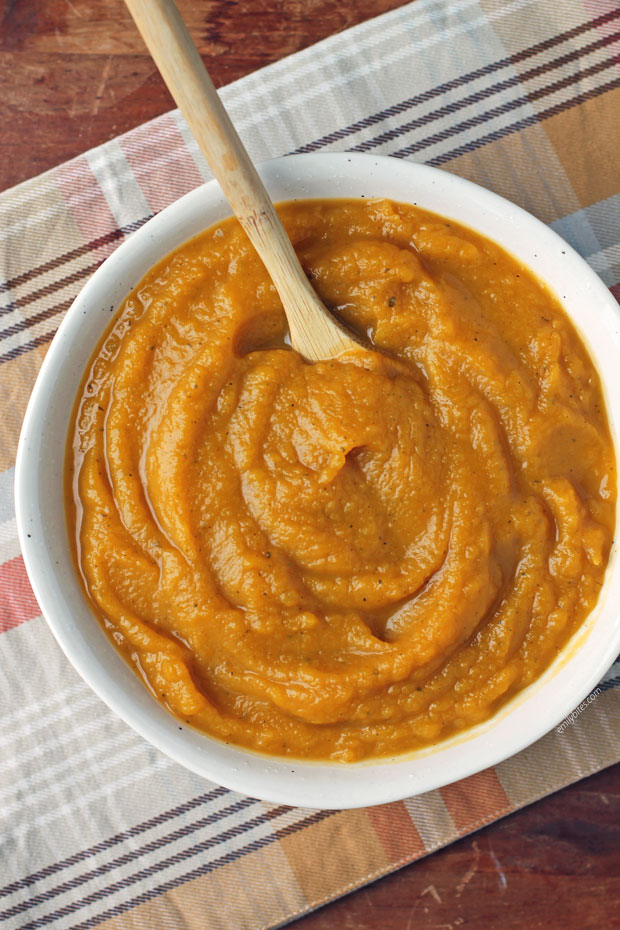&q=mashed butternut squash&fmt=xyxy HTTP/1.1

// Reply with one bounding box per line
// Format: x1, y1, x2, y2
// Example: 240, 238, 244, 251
67, 199, 616, 761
